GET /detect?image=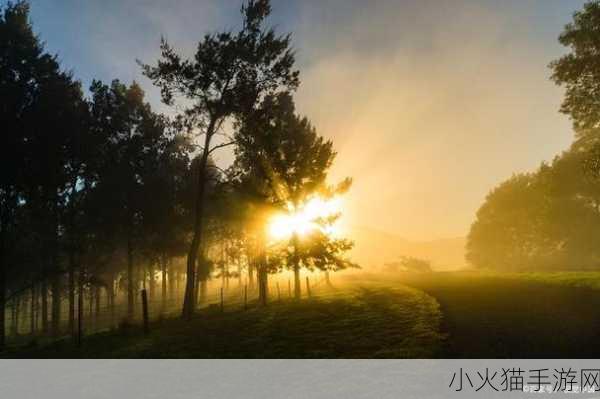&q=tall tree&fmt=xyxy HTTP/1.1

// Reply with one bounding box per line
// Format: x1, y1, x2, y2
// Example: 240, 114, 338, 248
142, 0, 299, 319
551, 0, 600, 134
1, 1, 88, 340
88, 80, 168, 321
233, 92, 354, 300
0, 0, 34, 348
